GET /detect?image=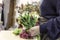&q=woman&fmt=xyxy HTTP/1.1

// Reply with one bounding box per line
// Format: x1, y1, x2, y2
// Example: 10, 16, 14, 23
29, 0, 60, 40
